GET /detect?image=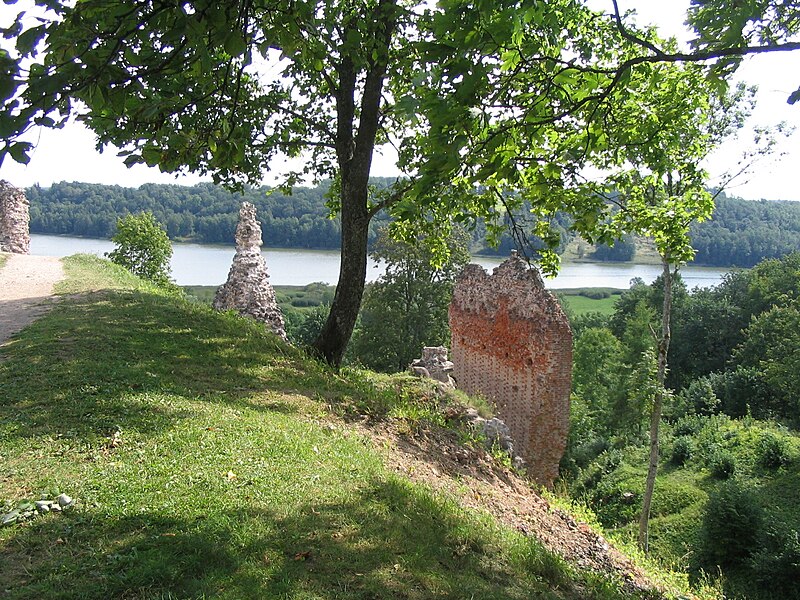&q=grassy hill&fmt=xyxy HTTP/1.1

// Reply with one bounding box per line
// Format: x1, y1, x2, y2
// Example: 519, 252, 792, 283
1, 255, 700, 599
